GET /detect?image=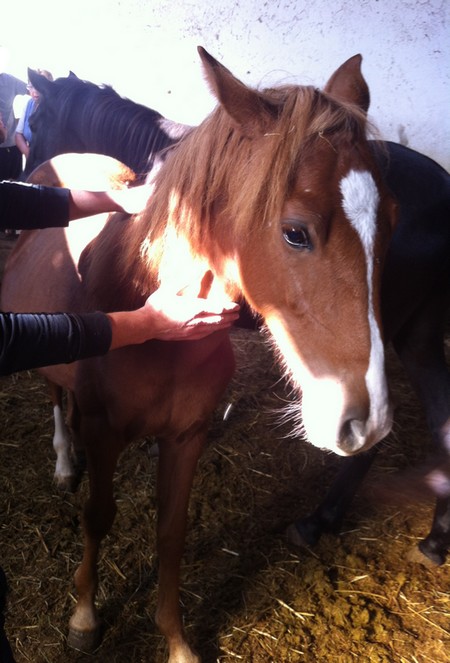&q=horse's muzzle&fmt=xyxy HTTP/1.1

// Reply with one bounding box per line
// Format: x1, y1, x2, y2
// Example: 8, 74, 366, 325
338, 417, 368, 454
336, 405, 393, 456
